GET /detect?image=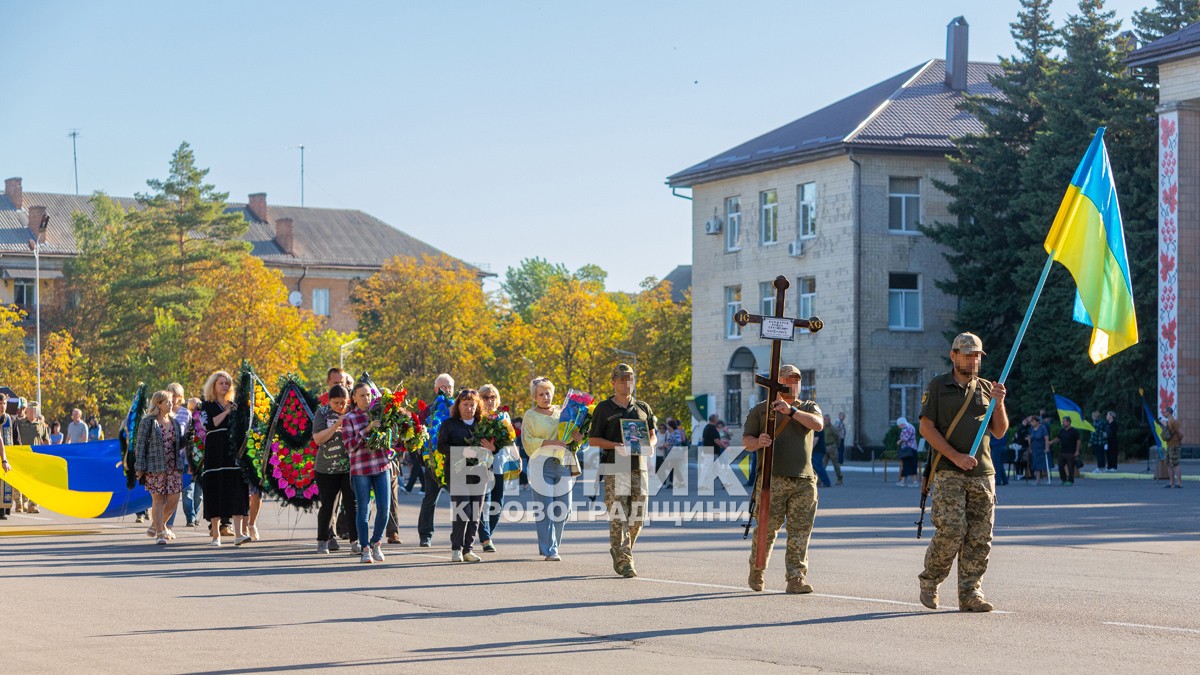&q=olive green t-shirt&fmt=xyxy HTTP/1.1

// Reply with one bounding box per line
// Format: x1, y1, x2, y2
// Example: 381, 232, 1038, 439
743, 400, 820, 478
918, 371, 995, 477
